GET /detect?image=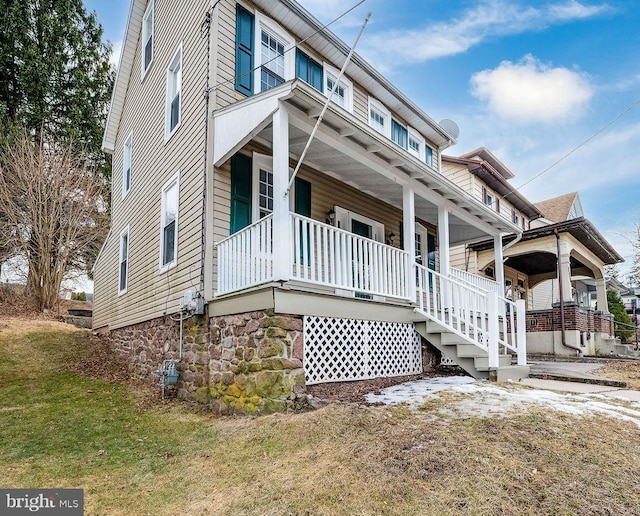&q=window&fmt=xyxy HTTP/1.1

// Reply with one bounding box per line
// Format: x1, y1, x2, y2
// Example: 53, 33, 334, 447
253, 153, 274, 220
425, 145, 434, 168
254, 13, 294, 94
160, 174, 179, 270
122, 132, 132, 197
391, 119, 408, 149
296, 49, 323, 92
142, 1, 154, 76
408, 129, 424, 160
324, 63, 353, 112
165, 45, 182, 140
512, 209, 521, 226
118, 227, 129, 294
368, 97, 391, 138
